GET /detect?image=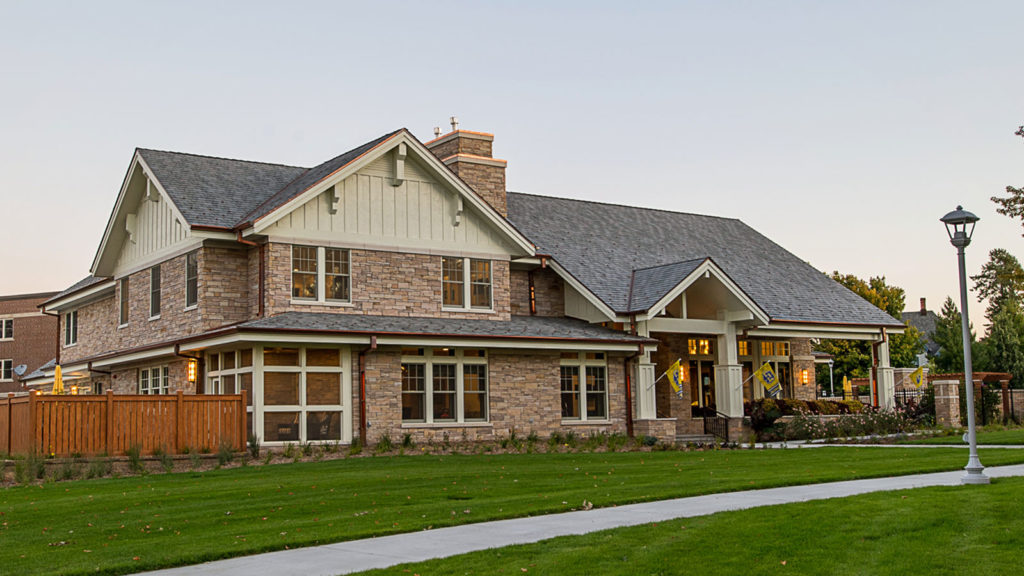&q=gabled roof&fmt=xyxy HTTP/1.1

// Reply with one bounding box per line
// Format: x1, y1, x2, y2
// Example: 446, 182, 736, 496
42, 275, 113, 308
137, 149, 307, 229
629, 258, 706, 312
507, 192, 903, 327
